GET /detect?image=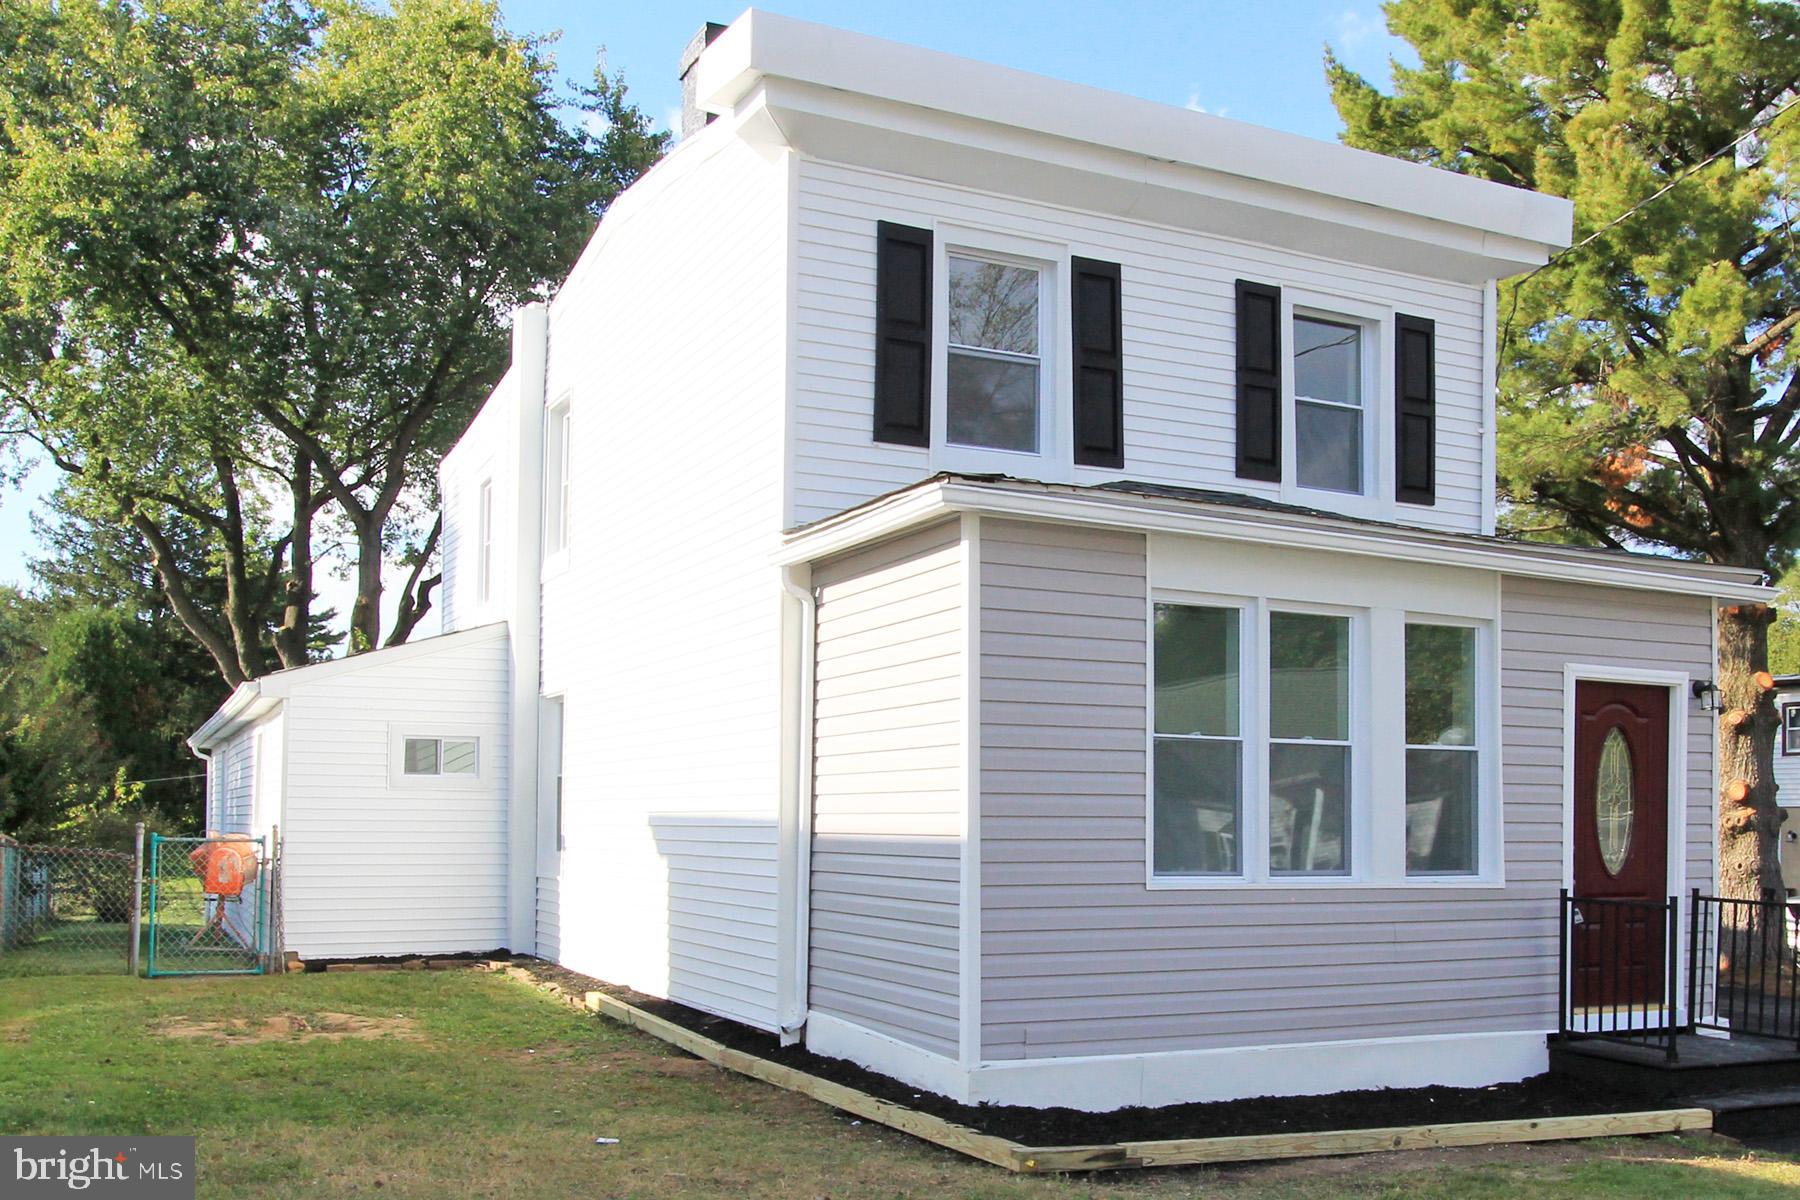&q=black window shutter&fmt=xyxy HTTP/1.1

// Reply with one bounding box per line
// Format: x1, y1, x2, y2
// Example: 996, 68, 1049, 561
1235, 280, 1282, 482
1071, 257, 1125, 469
873, 221, 932, 447
1395, 314, 1437, 505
